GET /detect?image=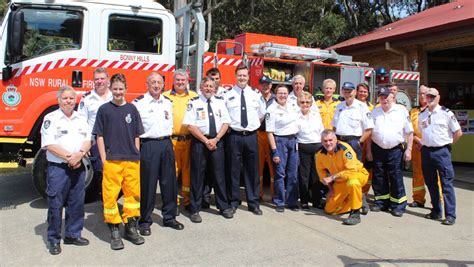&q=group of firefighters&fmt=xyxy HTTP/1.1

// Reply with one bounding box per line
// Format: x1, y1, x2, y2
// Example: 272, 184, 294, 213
41, 65, 462, 255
